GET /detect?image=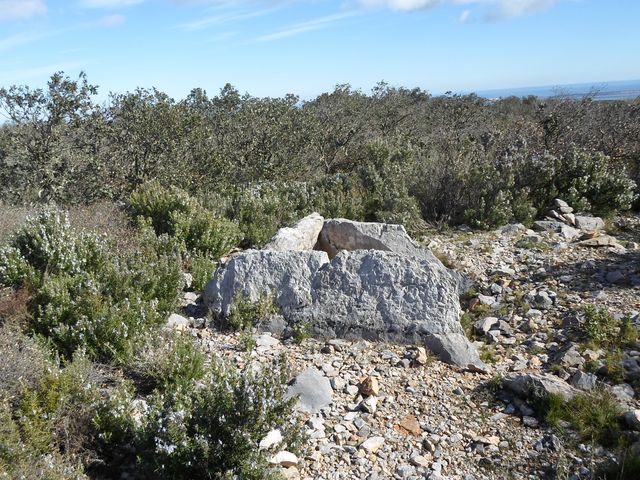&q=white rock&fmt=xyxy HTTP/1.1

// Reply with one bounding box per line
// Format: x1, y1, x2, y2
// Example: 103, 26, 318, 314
269, 451, 298, 467
360, 436, 385, 453
259, 429, 283, 450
